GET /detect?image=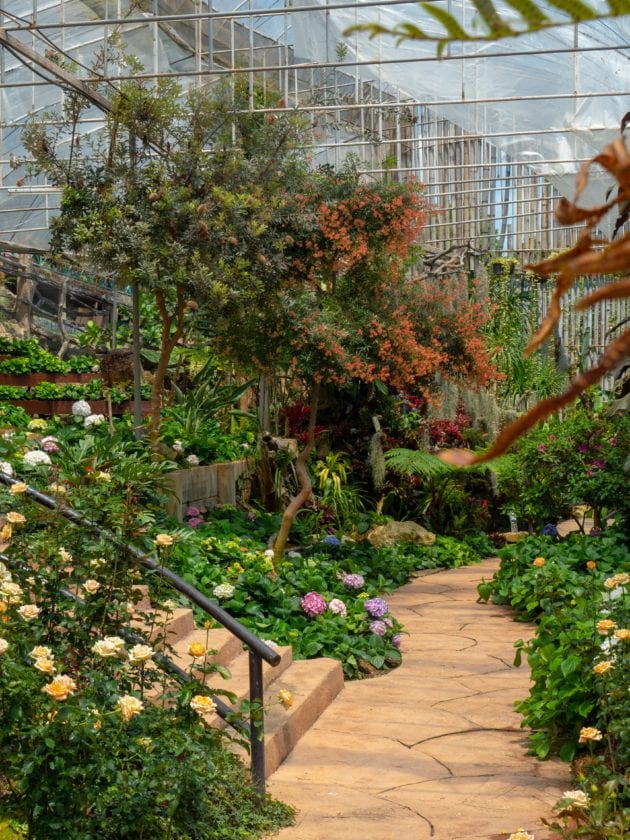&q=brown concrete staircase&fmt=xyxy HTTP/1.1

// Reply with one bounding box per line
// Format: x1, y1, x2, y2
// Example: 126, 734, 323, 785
133, 591, 345, 777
